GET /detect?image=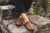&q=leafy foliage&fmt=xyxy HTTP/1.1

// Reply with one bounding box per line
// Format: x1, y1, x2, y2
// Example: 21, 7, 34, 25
33, 0, 50, 15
